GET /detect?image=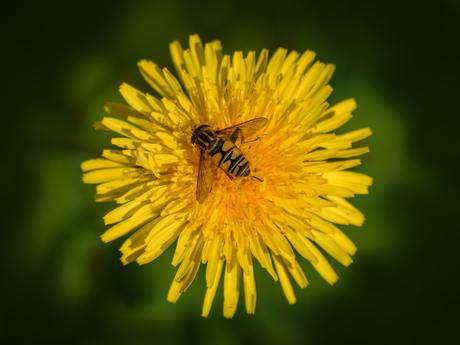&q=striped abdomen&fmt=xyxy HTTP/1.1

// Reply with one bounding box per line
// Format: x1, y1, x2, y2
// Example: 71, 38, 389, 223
191, 126, 251, 179
209, 140, 250, 179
